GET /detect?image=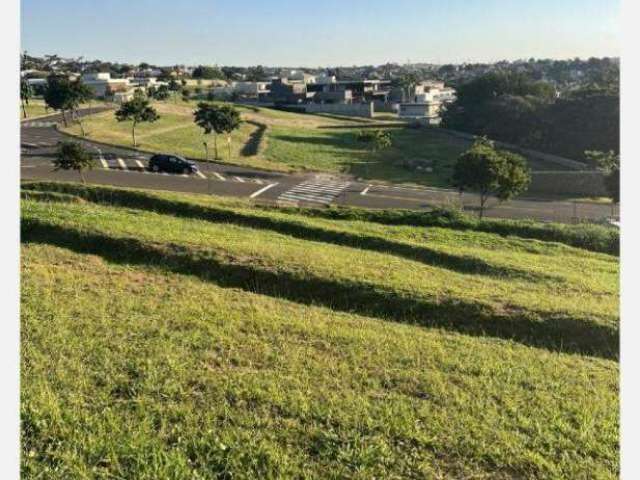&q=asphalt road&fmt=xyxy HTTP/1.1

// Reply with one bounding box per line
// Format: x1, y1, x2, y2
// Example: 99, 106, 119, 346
20, 110, 618, 224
